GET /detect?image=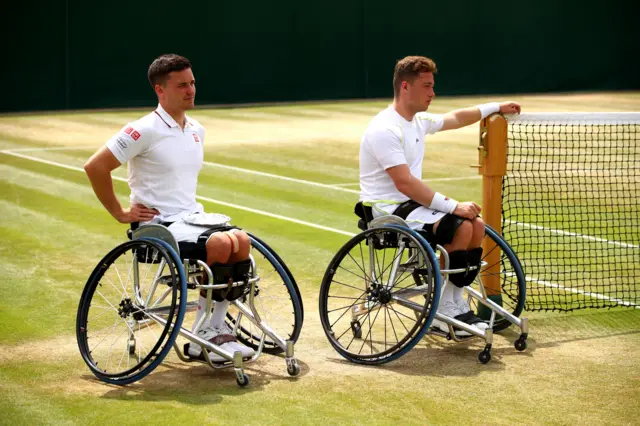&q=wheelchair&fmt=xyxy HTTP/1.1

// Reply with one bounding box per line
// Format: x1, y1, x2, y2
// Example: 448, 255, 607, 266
76, 223, 304, 387
319, 203, 528, 365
